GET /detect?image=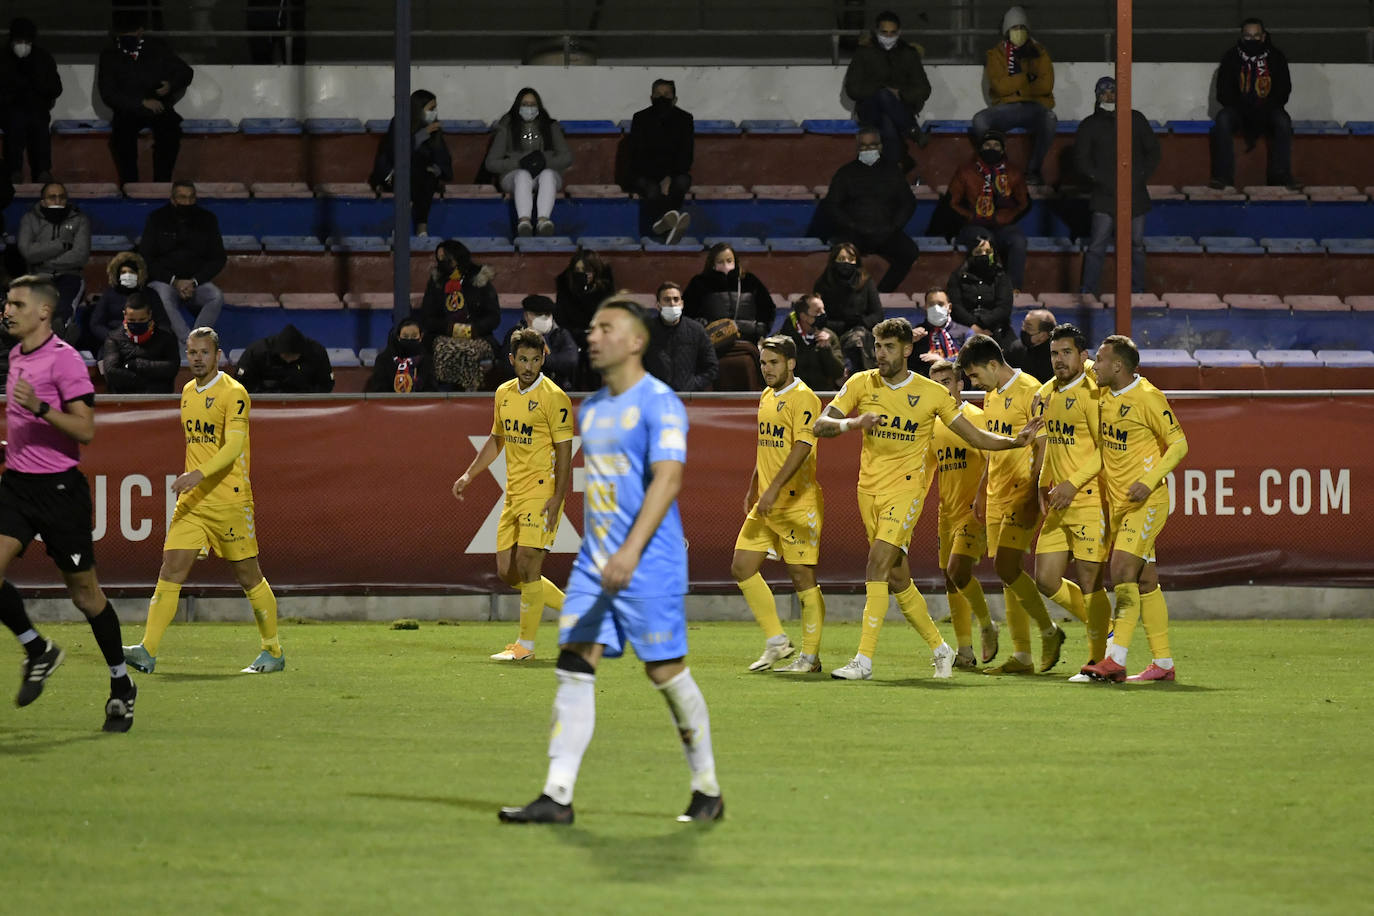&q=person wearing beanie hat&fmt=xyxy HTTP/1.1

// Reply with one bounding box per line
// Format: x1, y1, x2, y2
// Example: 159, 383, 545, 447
501, 294, 578, 390
970, 5, 1057, 184
1, 17, 62, 183
1073, 75, 1162, 296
